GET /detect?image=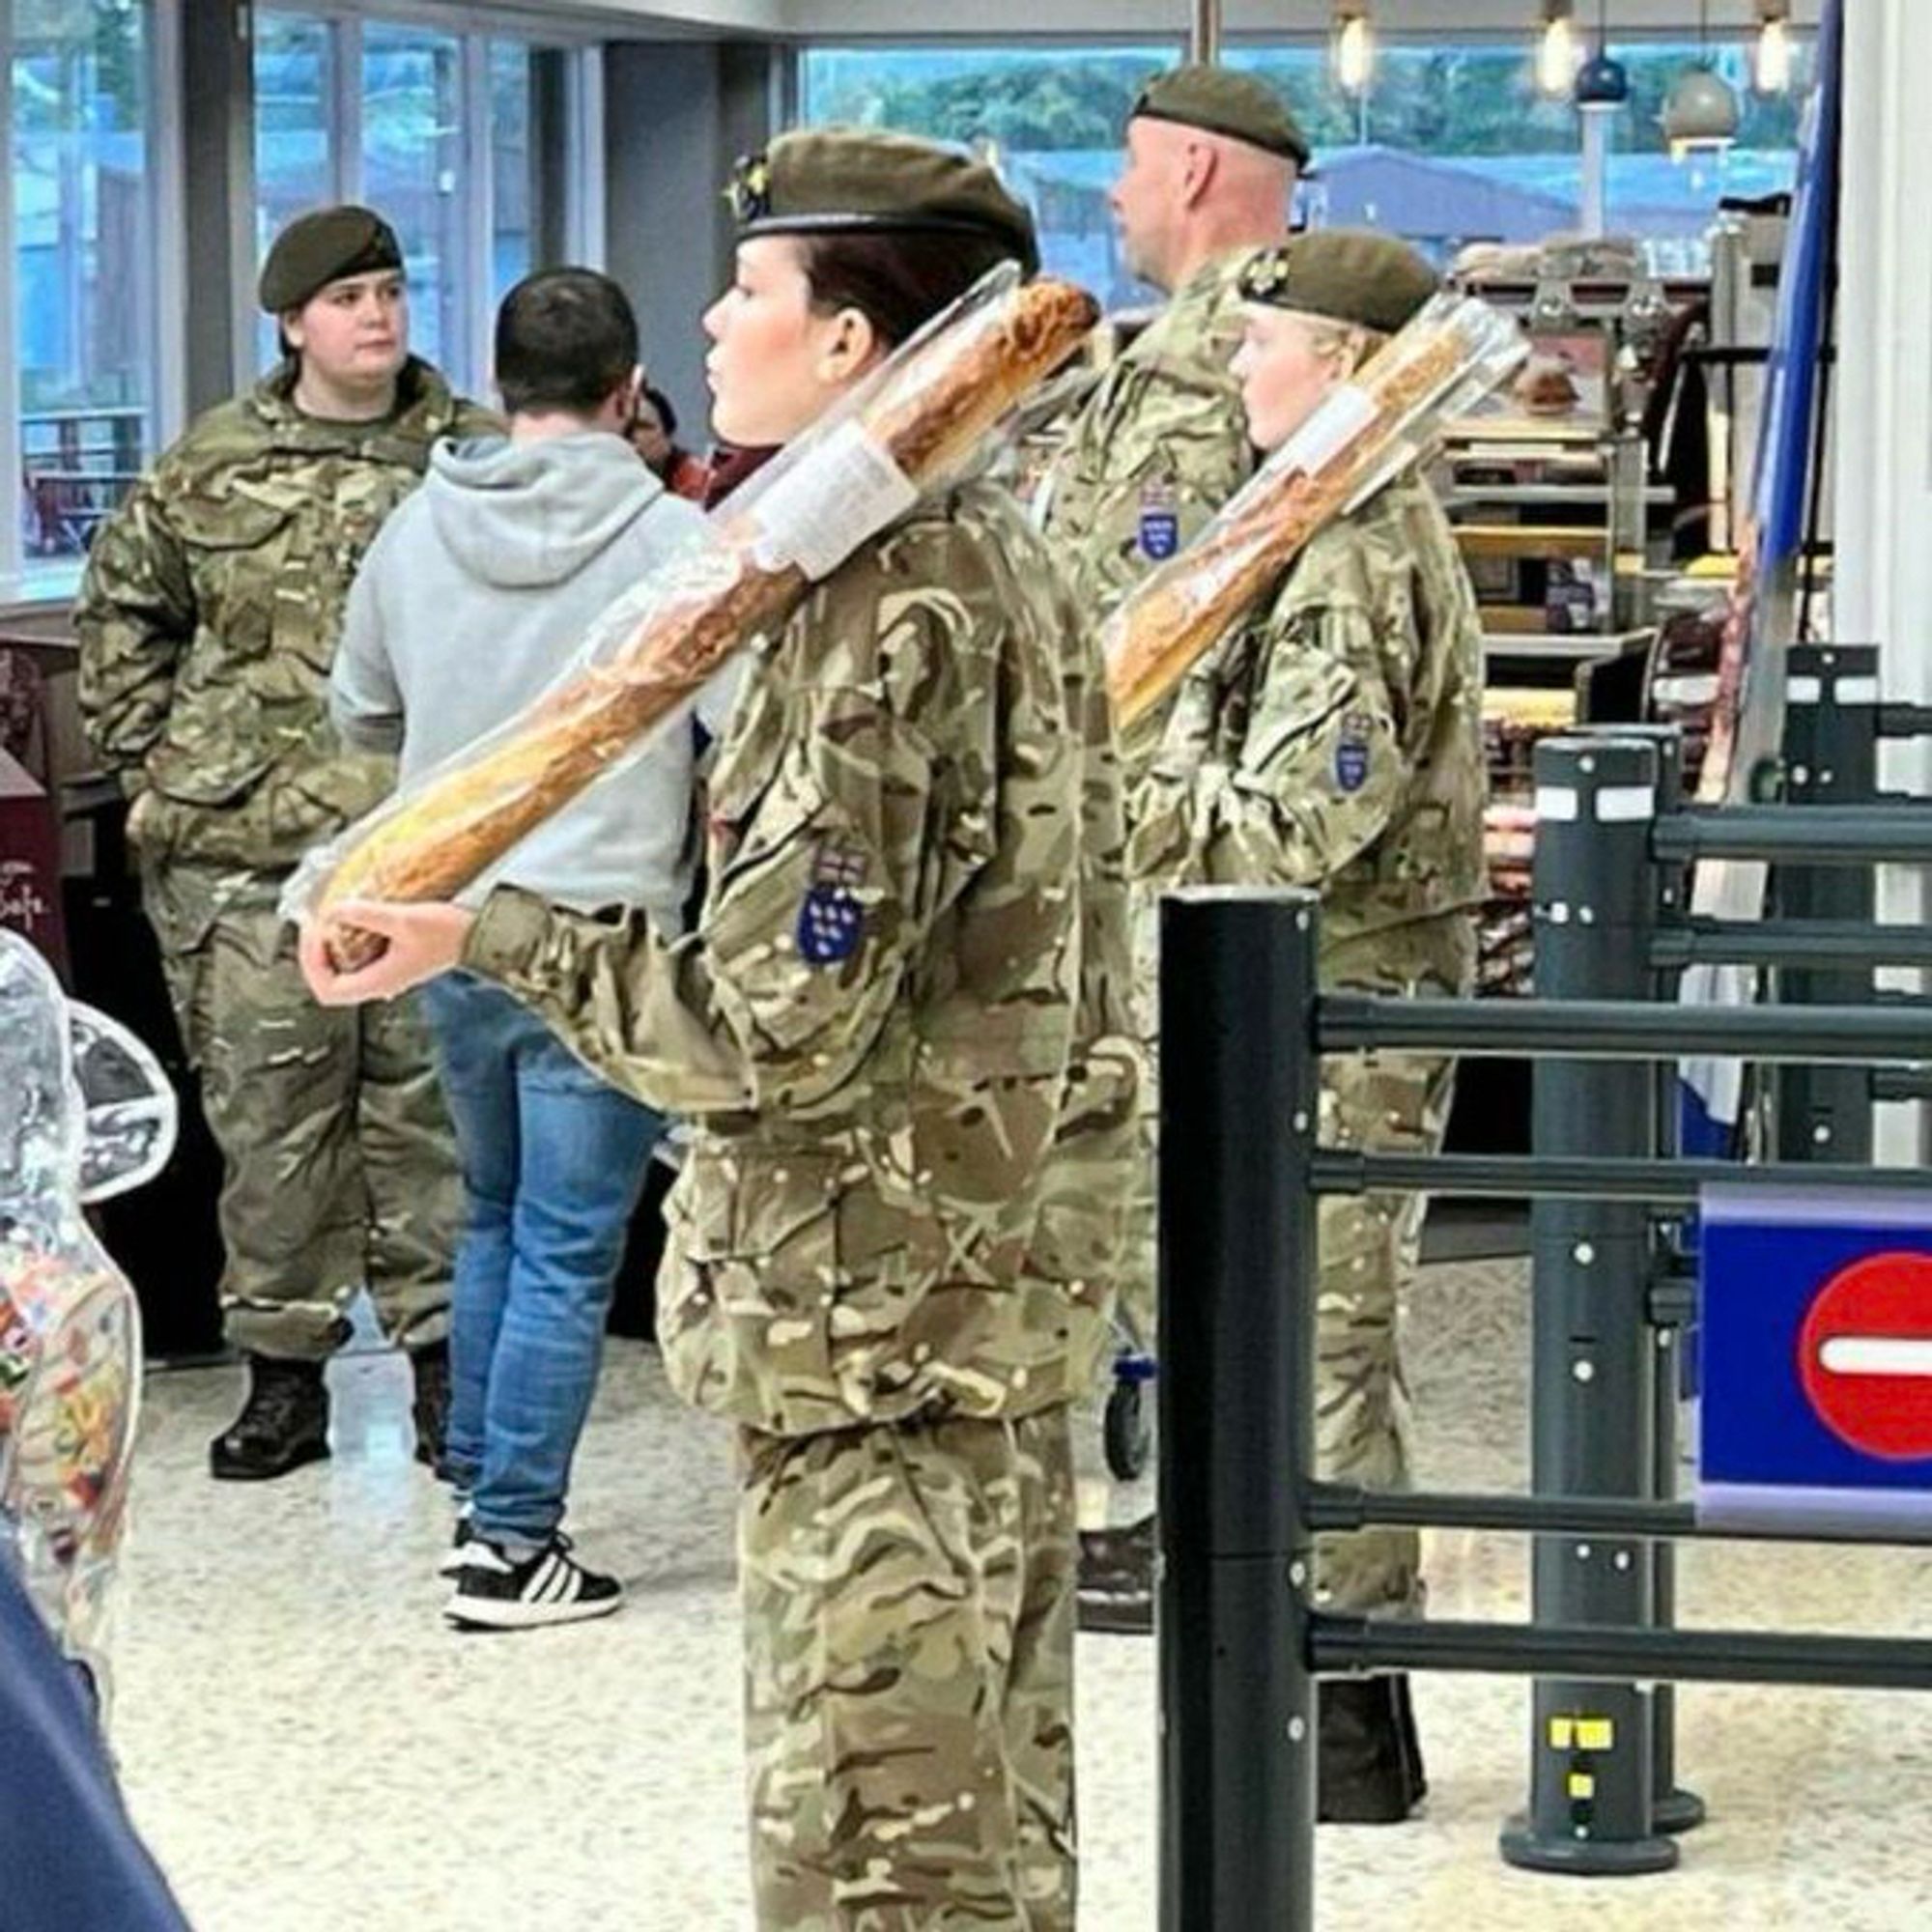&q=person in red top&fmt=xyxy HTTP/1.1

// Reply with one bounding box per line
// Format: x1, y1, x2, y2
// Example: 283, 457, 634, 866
627, 382, 710, 501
